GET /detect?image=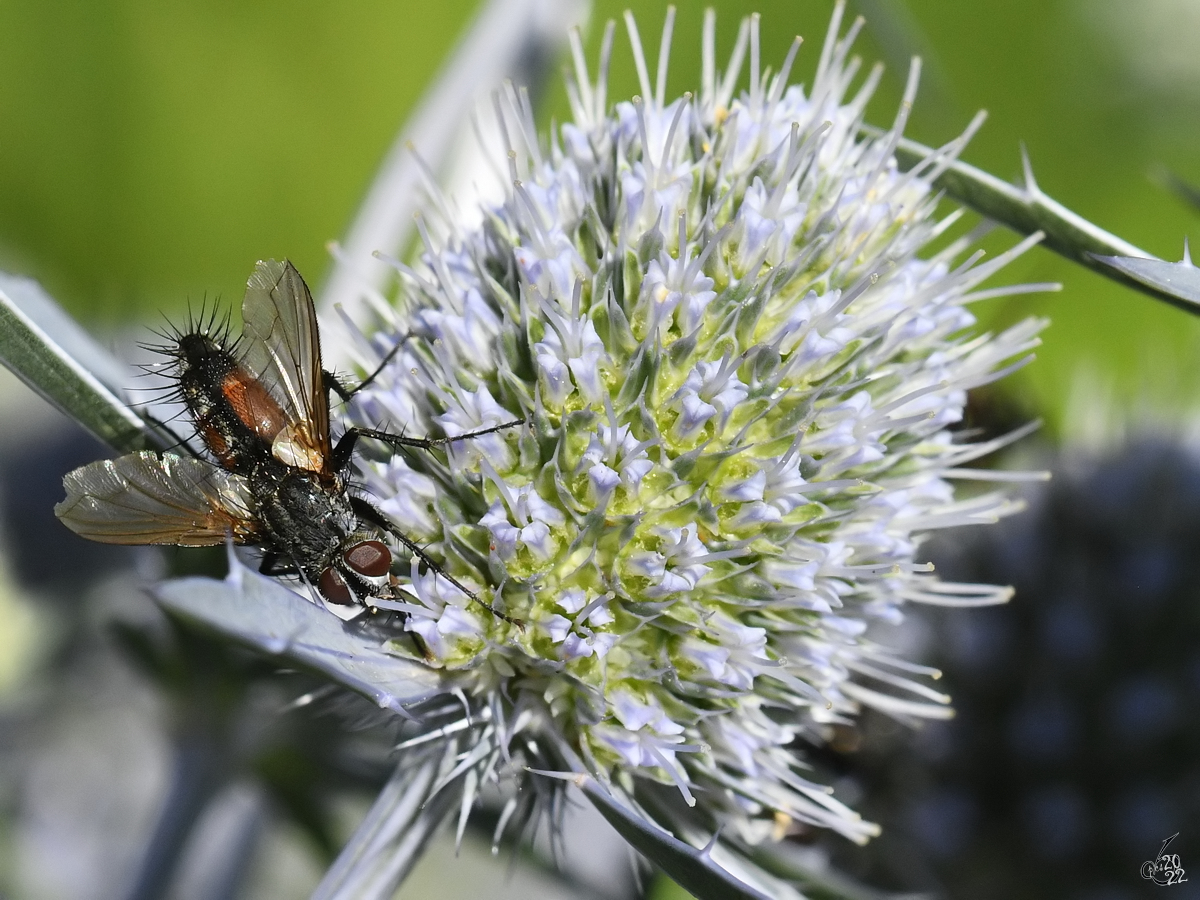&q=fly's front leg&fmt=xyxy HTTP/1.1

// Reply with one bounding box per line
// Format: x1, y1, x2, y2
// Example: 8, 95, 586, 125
324, 331, 413, 404
330, 417, 525, 472
259, 551, 298, 576
348, 418, 526, 455
349, 496, 522, 628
